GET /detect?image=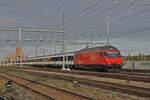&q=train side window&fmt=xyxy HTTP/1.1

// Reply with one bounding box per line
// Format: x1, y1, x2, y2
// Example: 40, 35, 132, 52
68, 56, 74, 61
